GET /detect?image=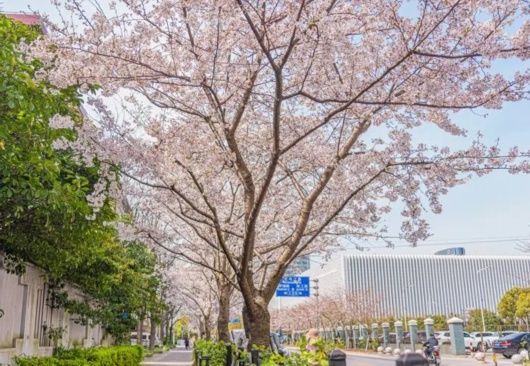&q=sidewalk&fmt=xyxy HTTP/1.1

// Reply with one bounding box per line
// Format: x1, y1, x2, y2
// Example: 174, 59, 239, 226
142, 347, 193, 366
